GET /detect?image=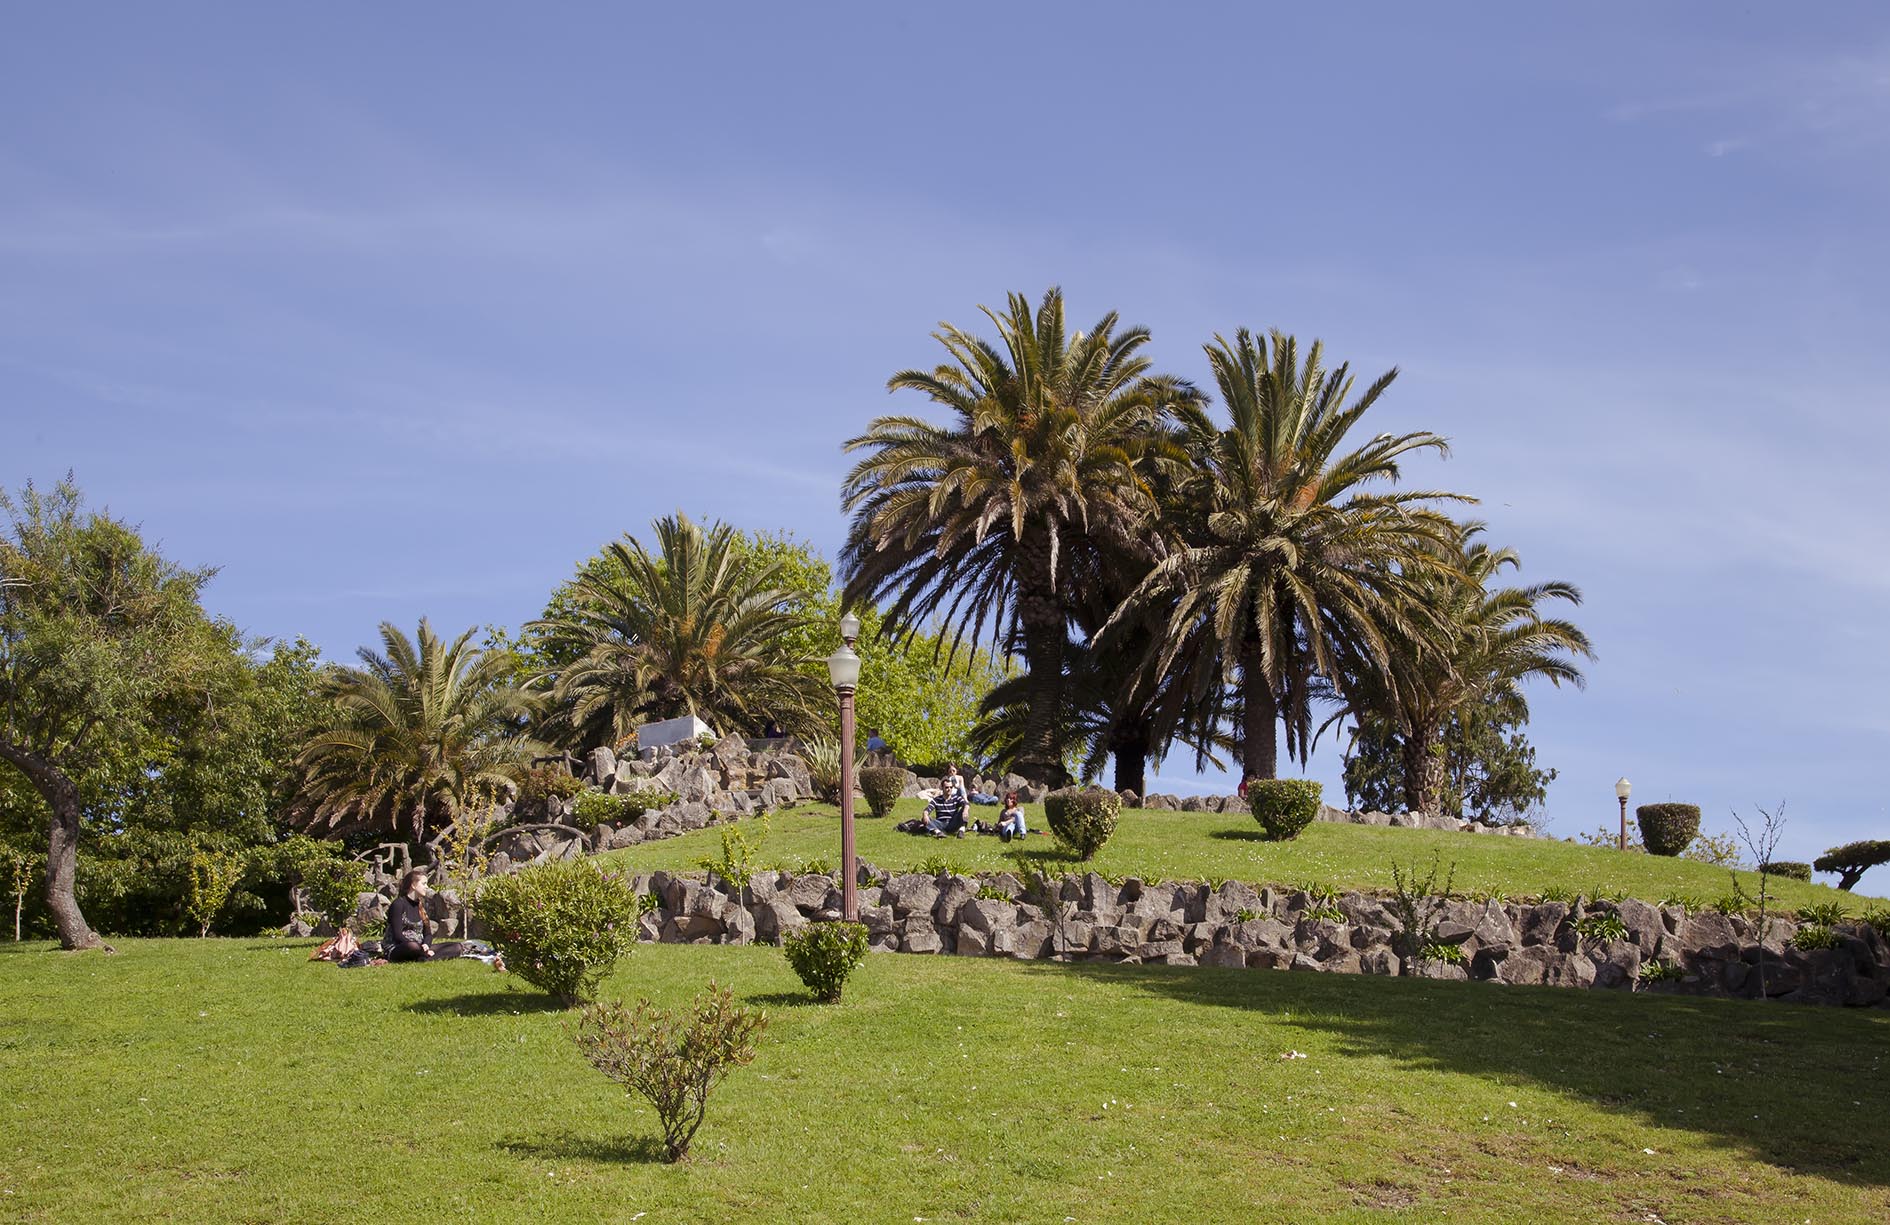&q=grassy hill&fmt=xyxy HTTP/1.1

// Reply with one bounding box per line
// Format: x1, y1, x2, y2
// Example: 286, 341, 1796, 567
2, 938, 1886, 1223
599, 800, 1868, 912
